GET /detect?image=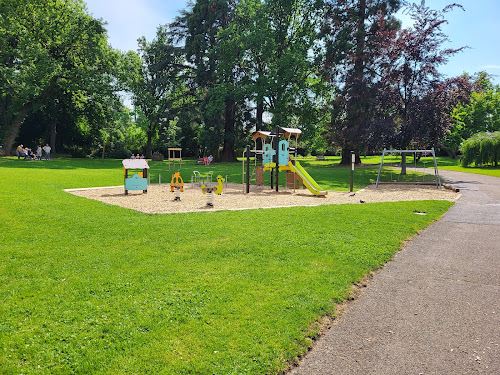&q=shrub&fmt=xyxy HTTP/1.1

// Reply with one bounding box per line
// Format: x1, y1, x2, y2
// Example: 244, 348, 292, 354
296, 147, 308, 157
107, 146, 132, 159
66, 146, 88, 158
461, 131, 500, 167
151, 152, 164, 161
